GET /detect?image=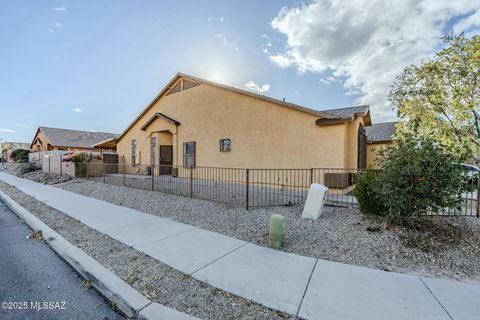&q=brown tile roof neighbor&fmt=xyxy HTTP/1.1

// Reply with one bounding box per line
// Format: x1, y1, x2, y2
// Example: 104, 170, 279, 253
365, 121, 397, 143
38, 126, 118, 149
